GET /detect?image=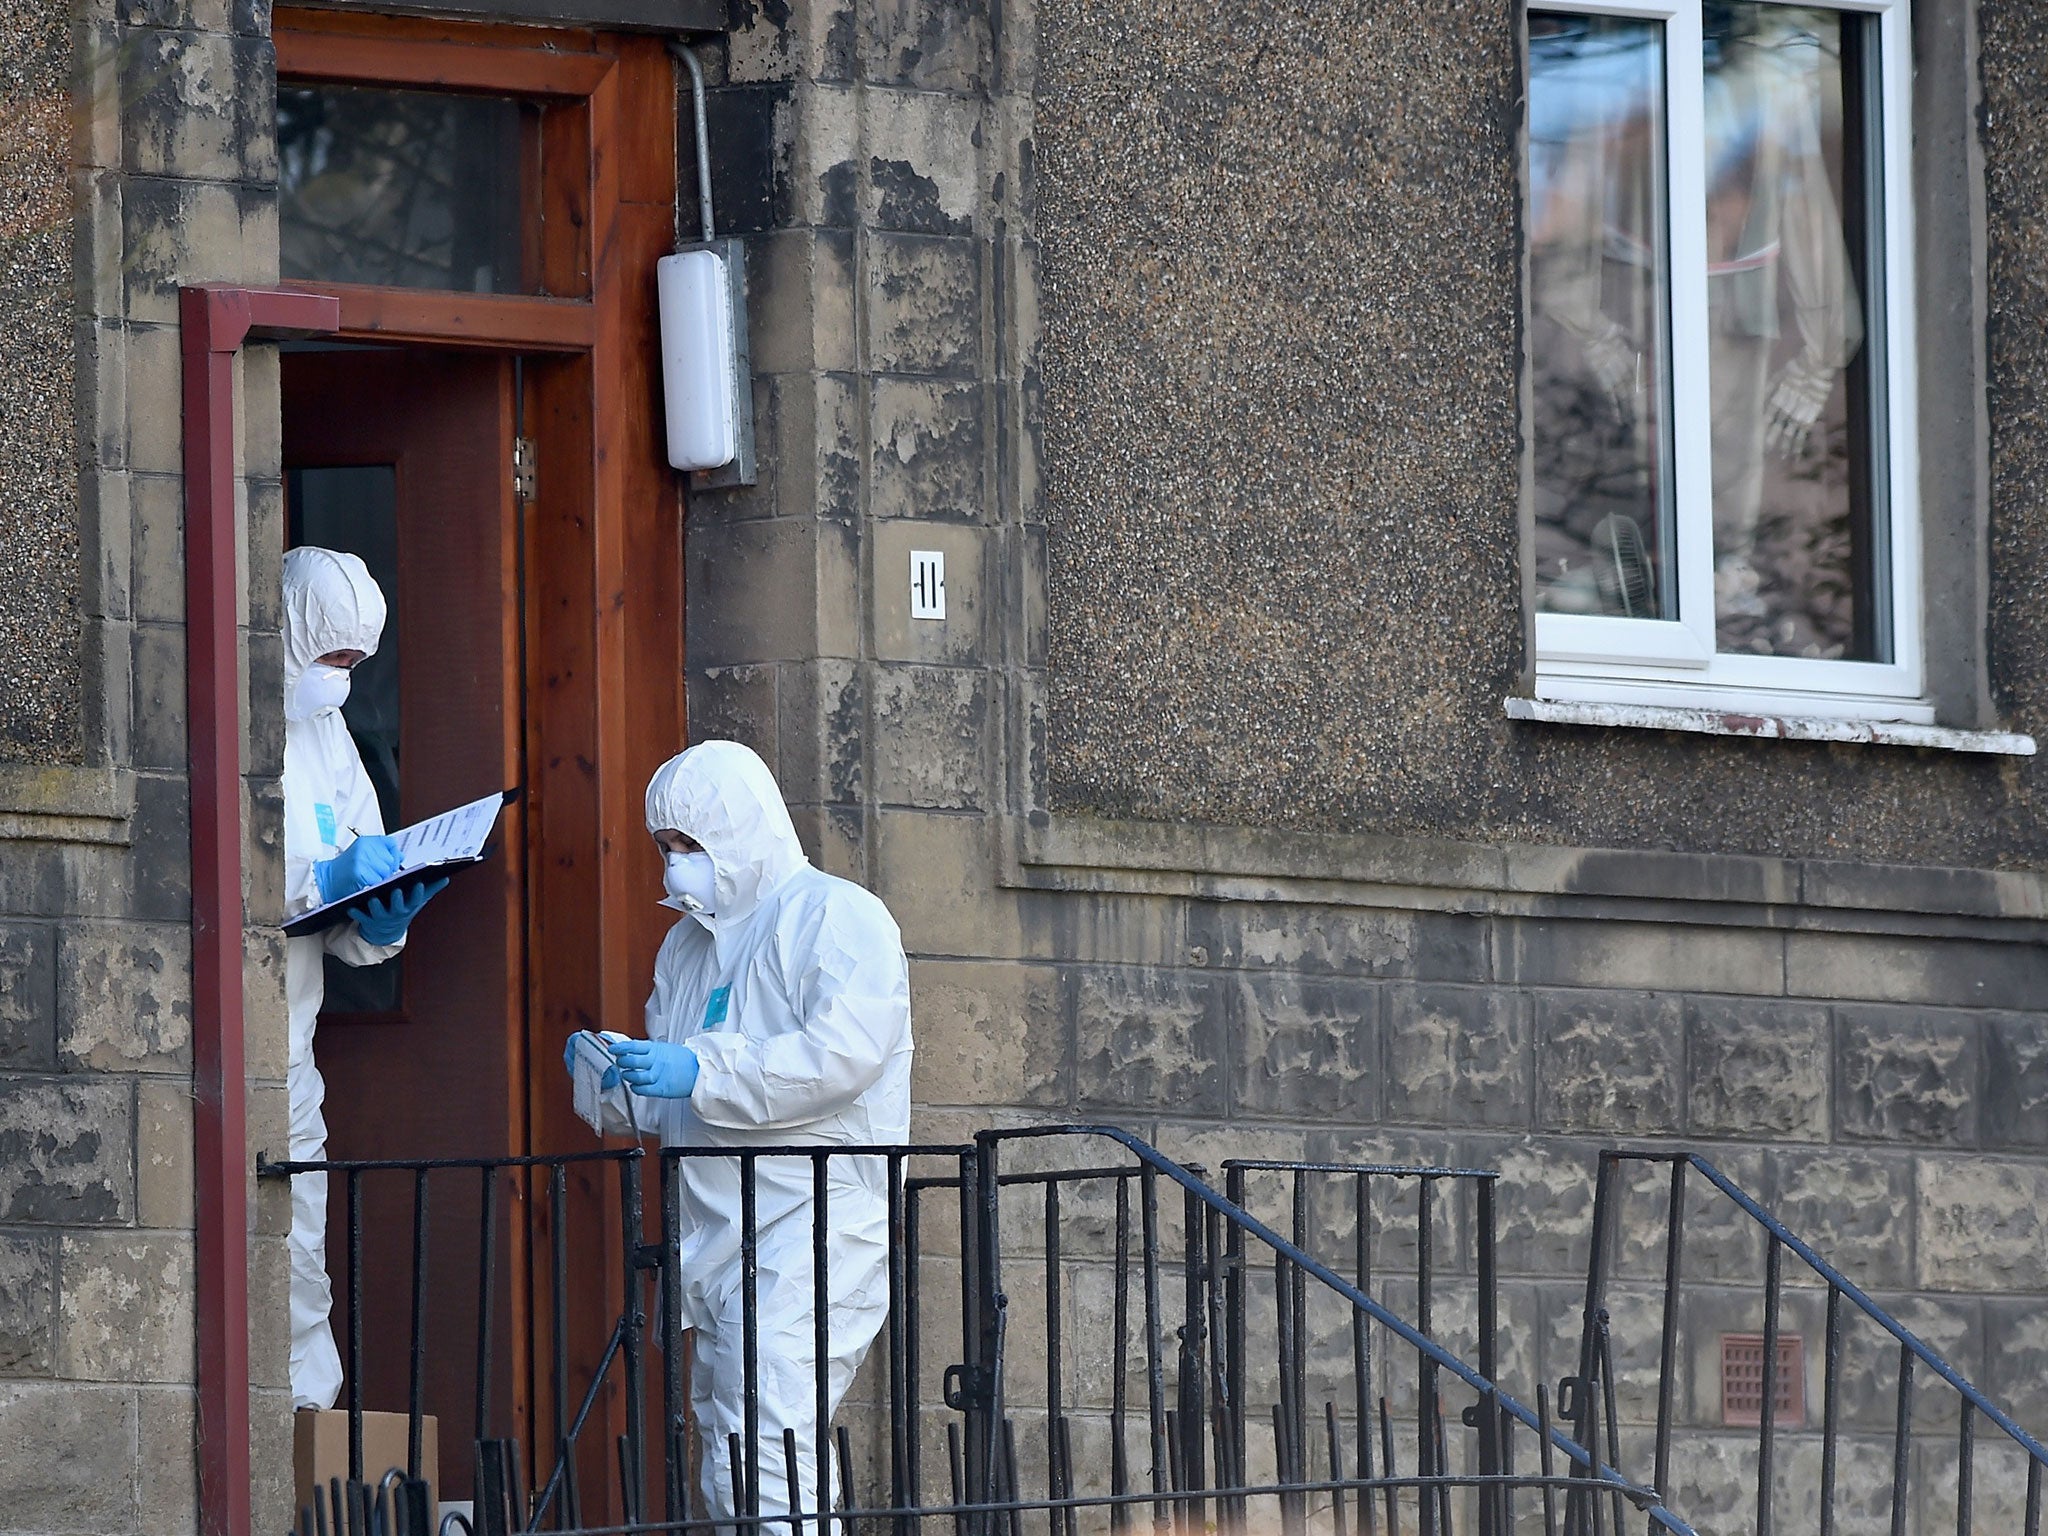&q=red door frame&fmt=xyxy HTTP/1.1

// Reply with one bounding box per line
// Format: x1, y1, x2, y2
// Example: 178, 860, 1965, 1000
182, 283, 343, 1536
